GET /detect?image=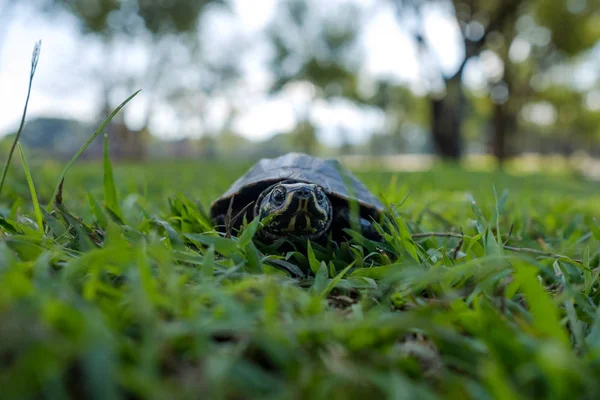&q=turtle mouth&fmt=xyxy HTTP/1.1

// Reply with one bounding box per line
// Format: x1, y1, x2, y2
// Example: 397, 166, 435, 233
285, 212, 318, 234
